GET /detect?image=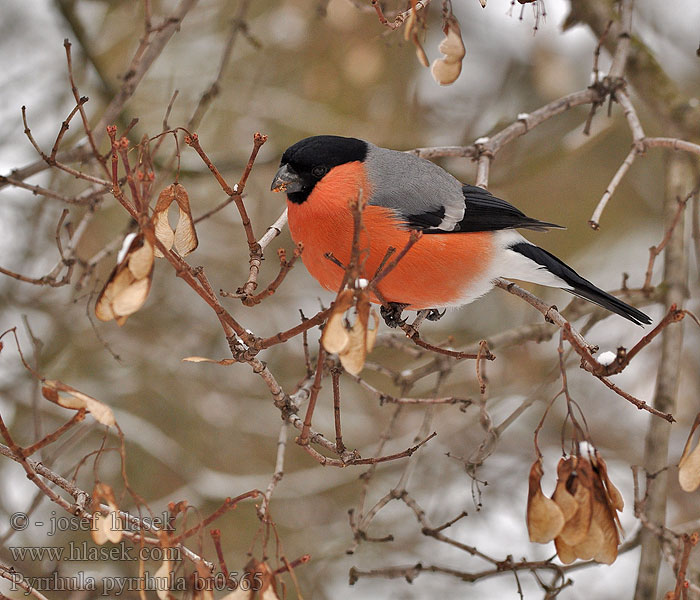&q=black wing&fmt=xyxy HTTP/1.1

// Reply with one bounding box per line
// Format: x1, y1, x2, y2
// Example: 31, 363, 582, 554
407, 184, 563, 233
